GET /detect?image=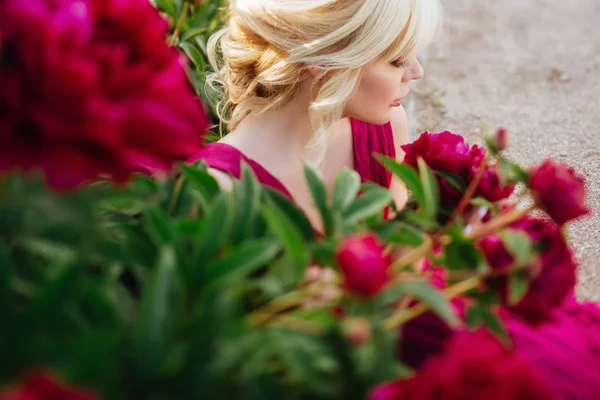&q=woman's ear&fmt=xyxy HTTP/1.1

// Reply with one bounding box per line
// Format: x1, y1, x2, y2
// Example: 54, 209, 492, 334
307, 64, 322, 79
